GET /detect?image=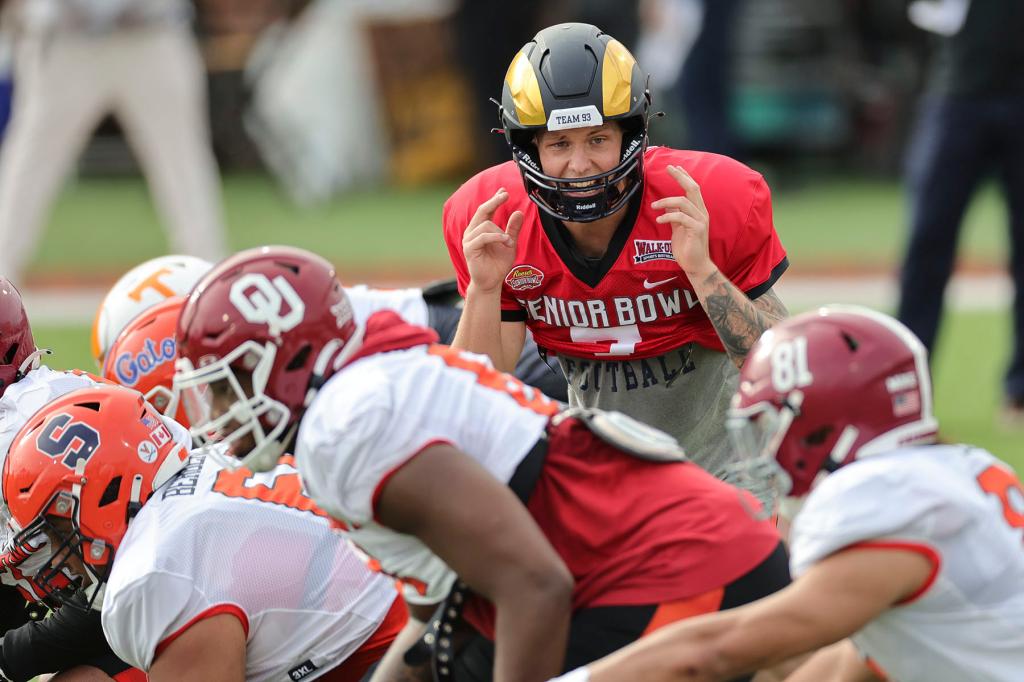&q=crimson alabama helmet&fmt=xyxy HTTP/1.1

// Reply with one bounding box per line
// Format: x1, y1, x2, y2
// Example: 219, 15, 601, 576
173, 246, 357, 473
3, 385, 189, 610
499, 23, 651, 223
728, 305, 938, 500
103, 297, 188, 427
0, 277, 41, 397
